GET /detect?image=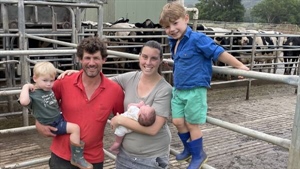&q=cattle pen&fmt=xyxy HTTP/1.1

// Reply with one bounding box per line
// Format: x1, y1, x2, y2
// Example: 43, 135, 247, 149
1, 0, 300, 169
